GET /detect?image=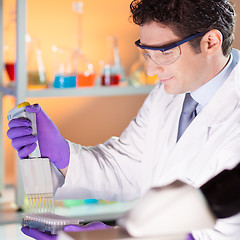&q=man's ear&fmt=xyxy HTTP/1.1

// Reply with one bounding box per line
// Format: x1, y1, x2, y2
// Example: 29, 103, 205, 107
200, 29, 223, 56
